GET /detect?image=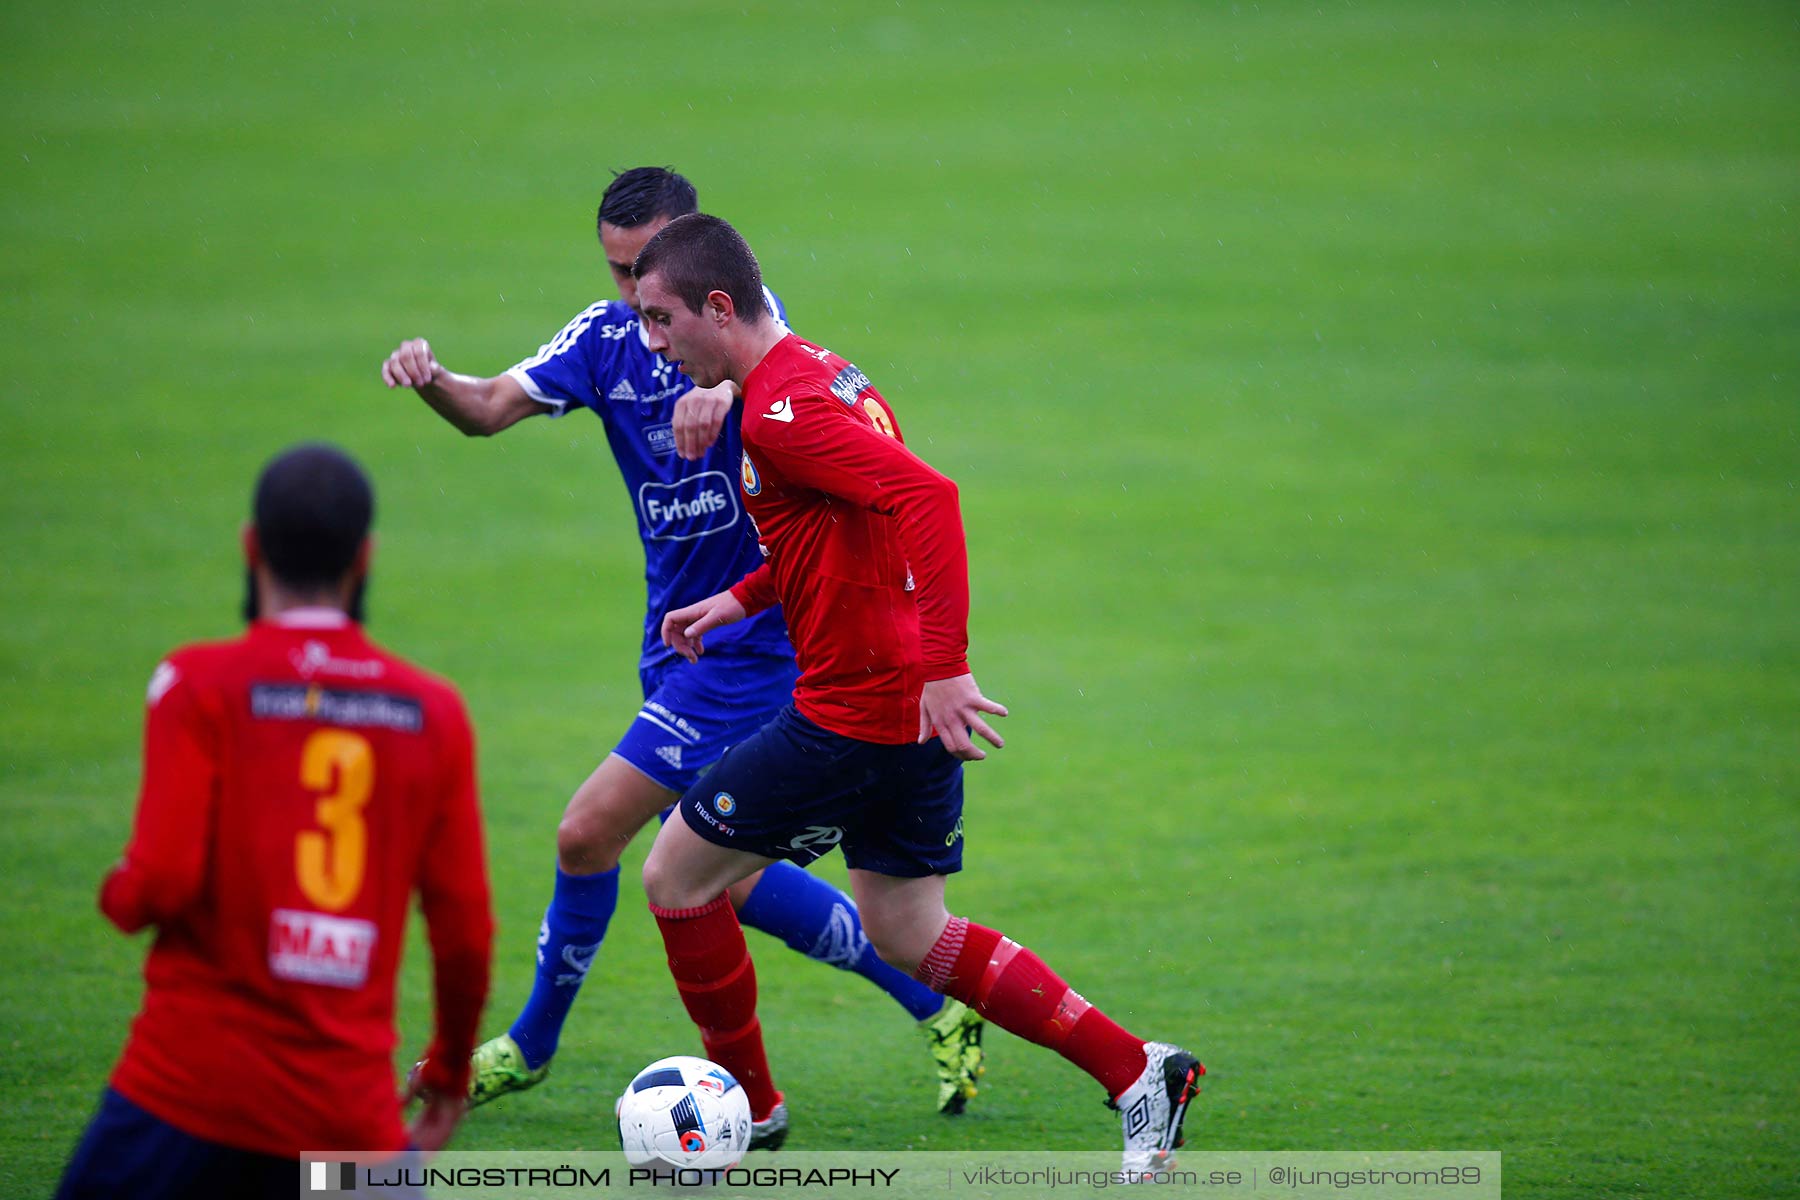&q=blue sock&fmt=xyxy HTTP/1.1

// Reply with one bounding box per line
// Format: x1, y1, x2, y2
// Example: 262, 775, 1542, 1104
736, 860, 945, 1022
508, 864, 620, 1068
